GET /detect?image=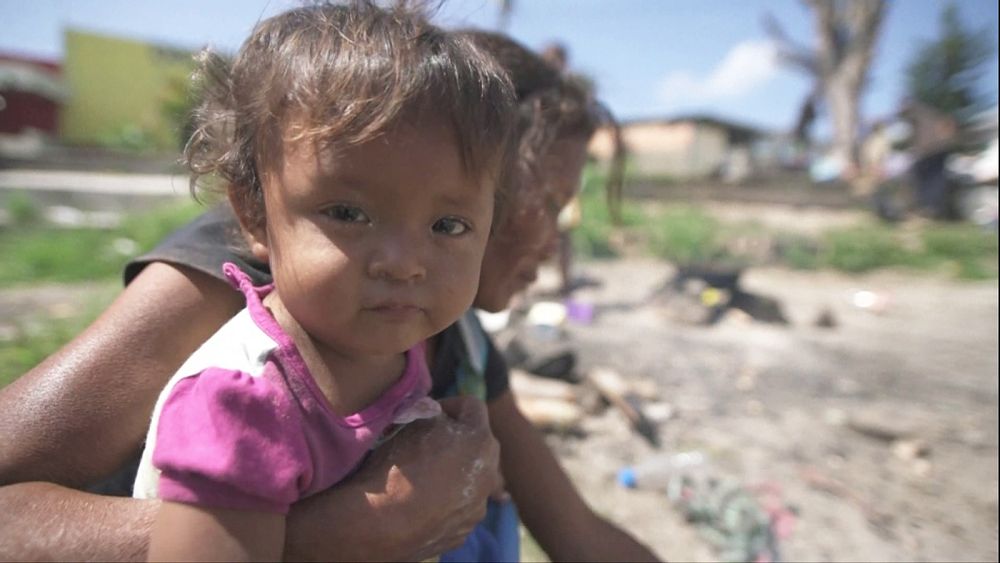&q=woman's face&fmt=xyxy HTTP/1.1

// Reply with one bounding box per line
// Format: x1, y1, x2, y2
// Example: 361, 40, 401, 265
474, 135, 590, 312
